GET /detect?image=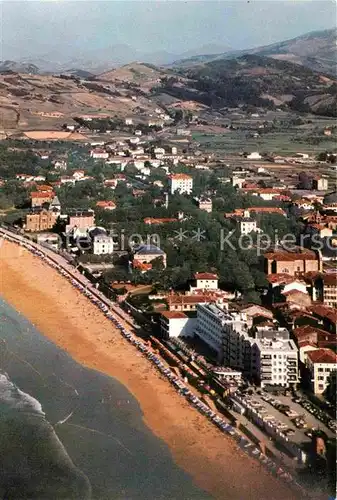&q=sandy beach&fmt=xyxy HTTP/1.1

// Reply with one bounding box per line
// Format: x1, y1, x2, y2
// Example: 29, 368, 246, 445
0, 240, 304, 500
